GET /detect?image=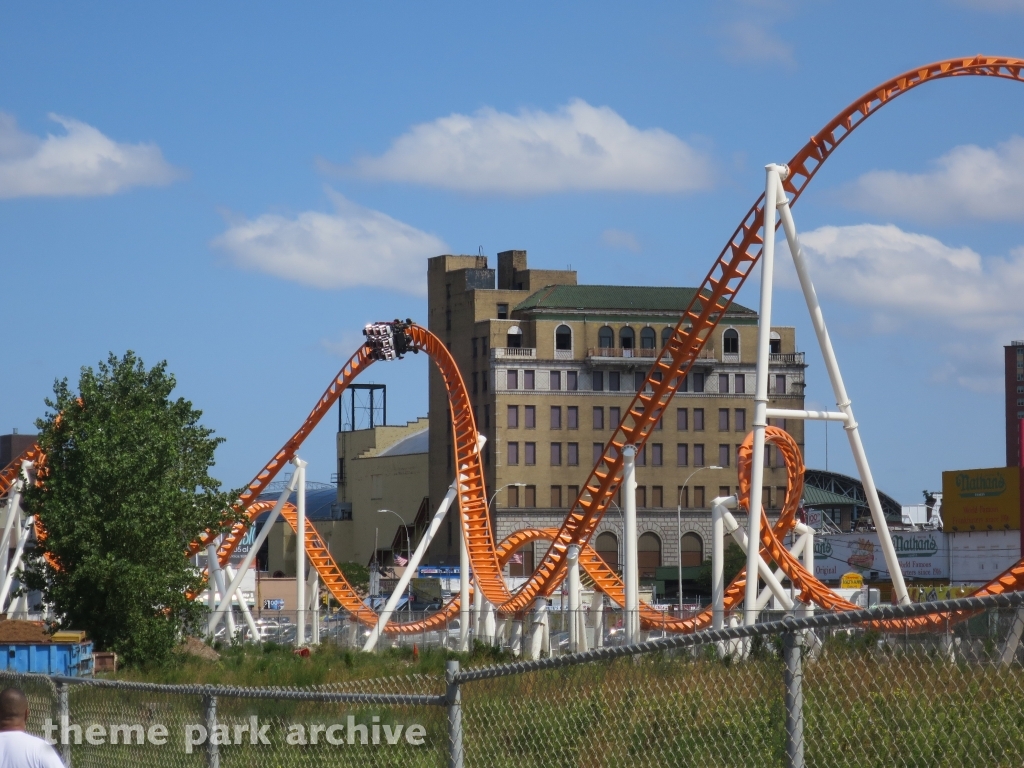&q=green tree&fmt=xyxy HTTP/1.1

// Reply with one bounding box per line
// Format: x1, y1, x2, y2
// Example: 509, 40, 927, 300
695, 542, 748, 593
24, 352, 239, 666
